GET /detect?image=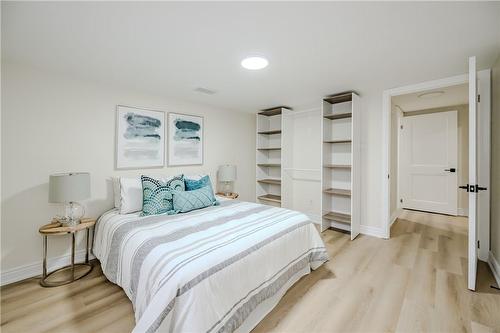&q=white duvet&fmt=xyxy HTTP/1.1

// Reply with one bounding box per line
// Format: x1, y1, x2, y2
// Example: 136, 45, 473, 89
93, 200, 328, 333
